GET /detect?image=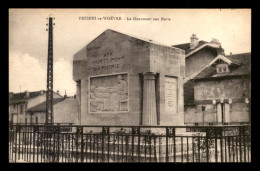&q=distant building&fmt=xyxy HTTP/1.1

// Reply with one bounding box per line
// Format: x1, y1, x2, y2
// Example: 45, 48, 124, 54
184, 53, 251, 125
172, 34, 224, 78
27, 97, 79, 124
172, 34, 225, 112
9, 90, 62, 123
